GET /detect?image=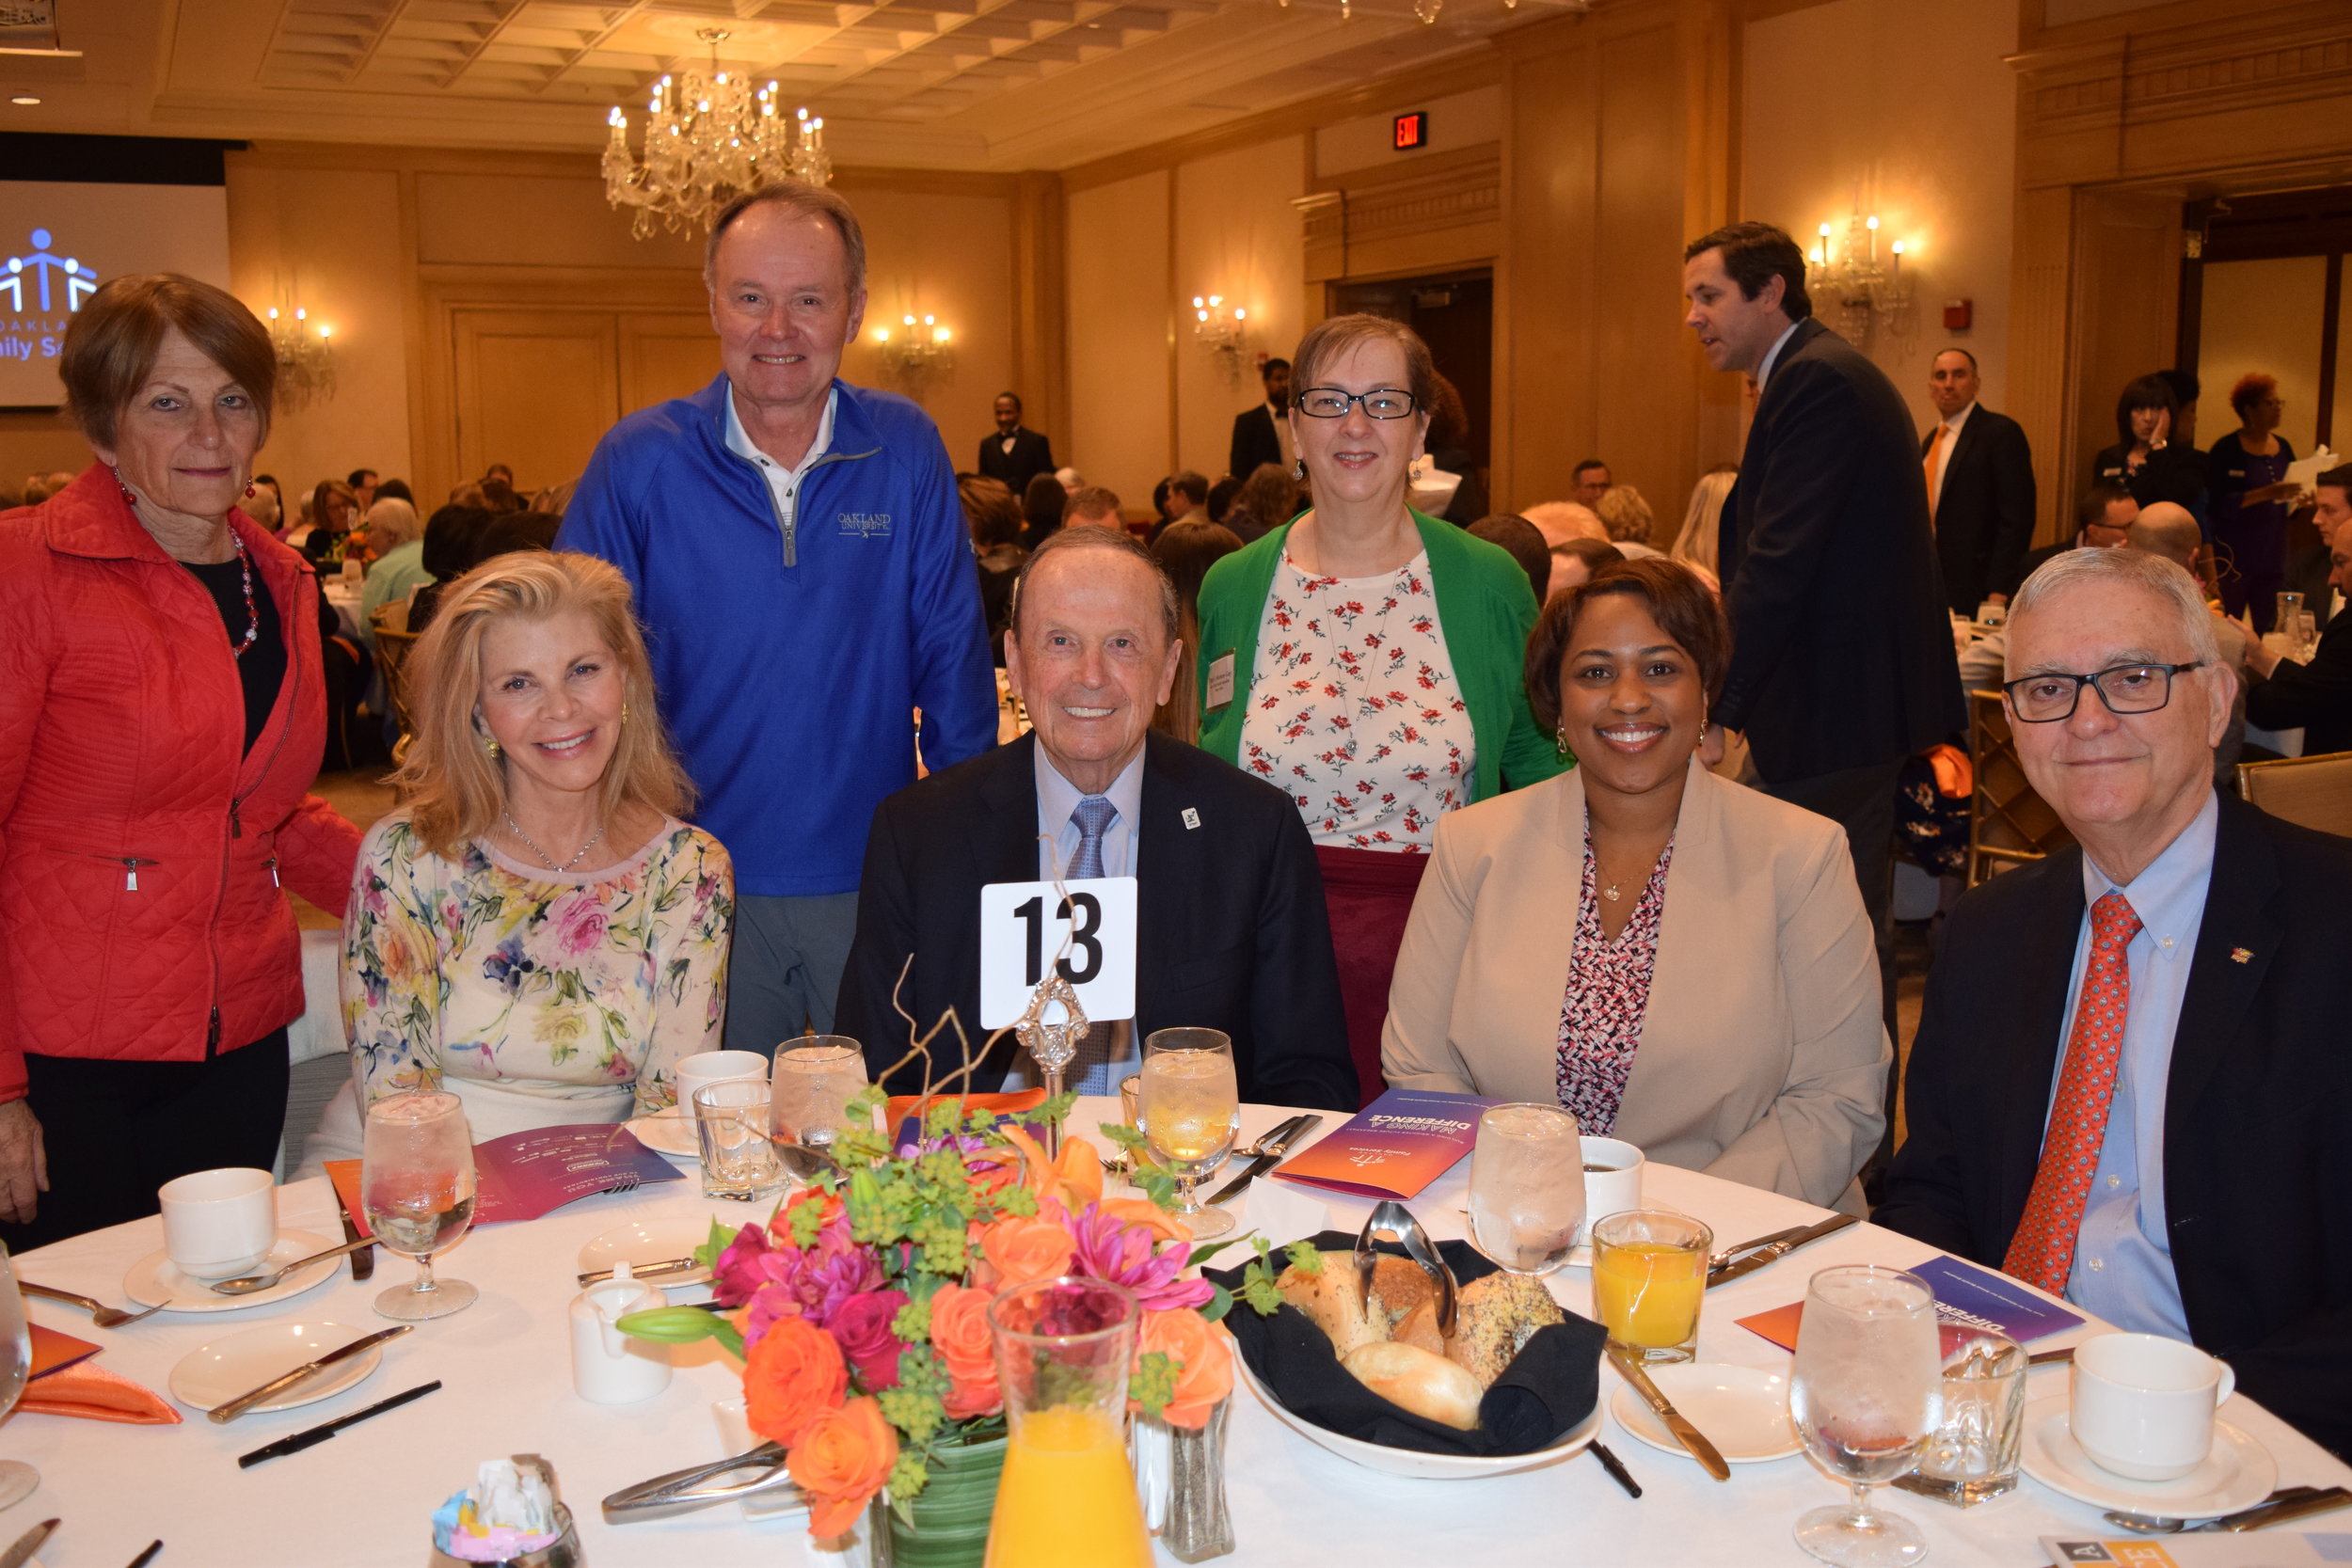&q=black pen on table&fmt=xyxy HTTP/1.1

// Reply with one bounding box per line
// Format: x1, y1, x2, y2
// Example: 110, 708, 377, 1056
125, 1542, 164, 1568
1588, 1439, 1643, 1498
236, 1380, 443, 1469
